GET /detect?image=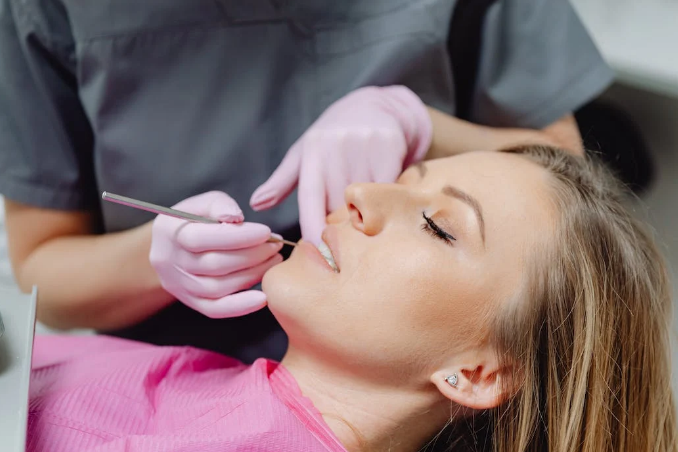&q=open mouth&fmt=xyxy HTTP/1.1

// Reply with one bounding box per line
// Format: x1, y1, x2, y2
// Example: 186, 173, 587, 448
317, 240, 339, 273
